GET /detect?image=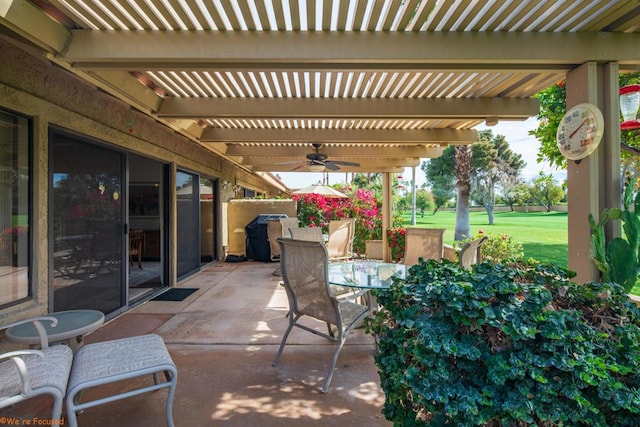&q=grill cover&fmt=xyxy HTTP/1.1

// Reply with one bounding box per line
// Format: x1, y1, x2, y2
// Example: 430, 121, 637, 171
245, 214, 288, 261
